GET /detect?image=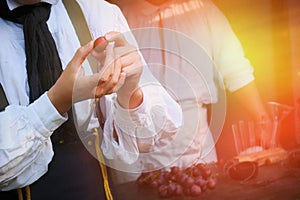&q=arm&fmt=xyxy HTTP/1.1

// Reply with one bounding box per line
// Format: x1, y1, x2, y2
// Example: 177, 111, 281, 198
231, 81, 269, 121
73, 0, 183, 167
92, 31, 183, 165
205, 1, 269, 120
0, 94, 65, 191
0, 41, 124, 190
